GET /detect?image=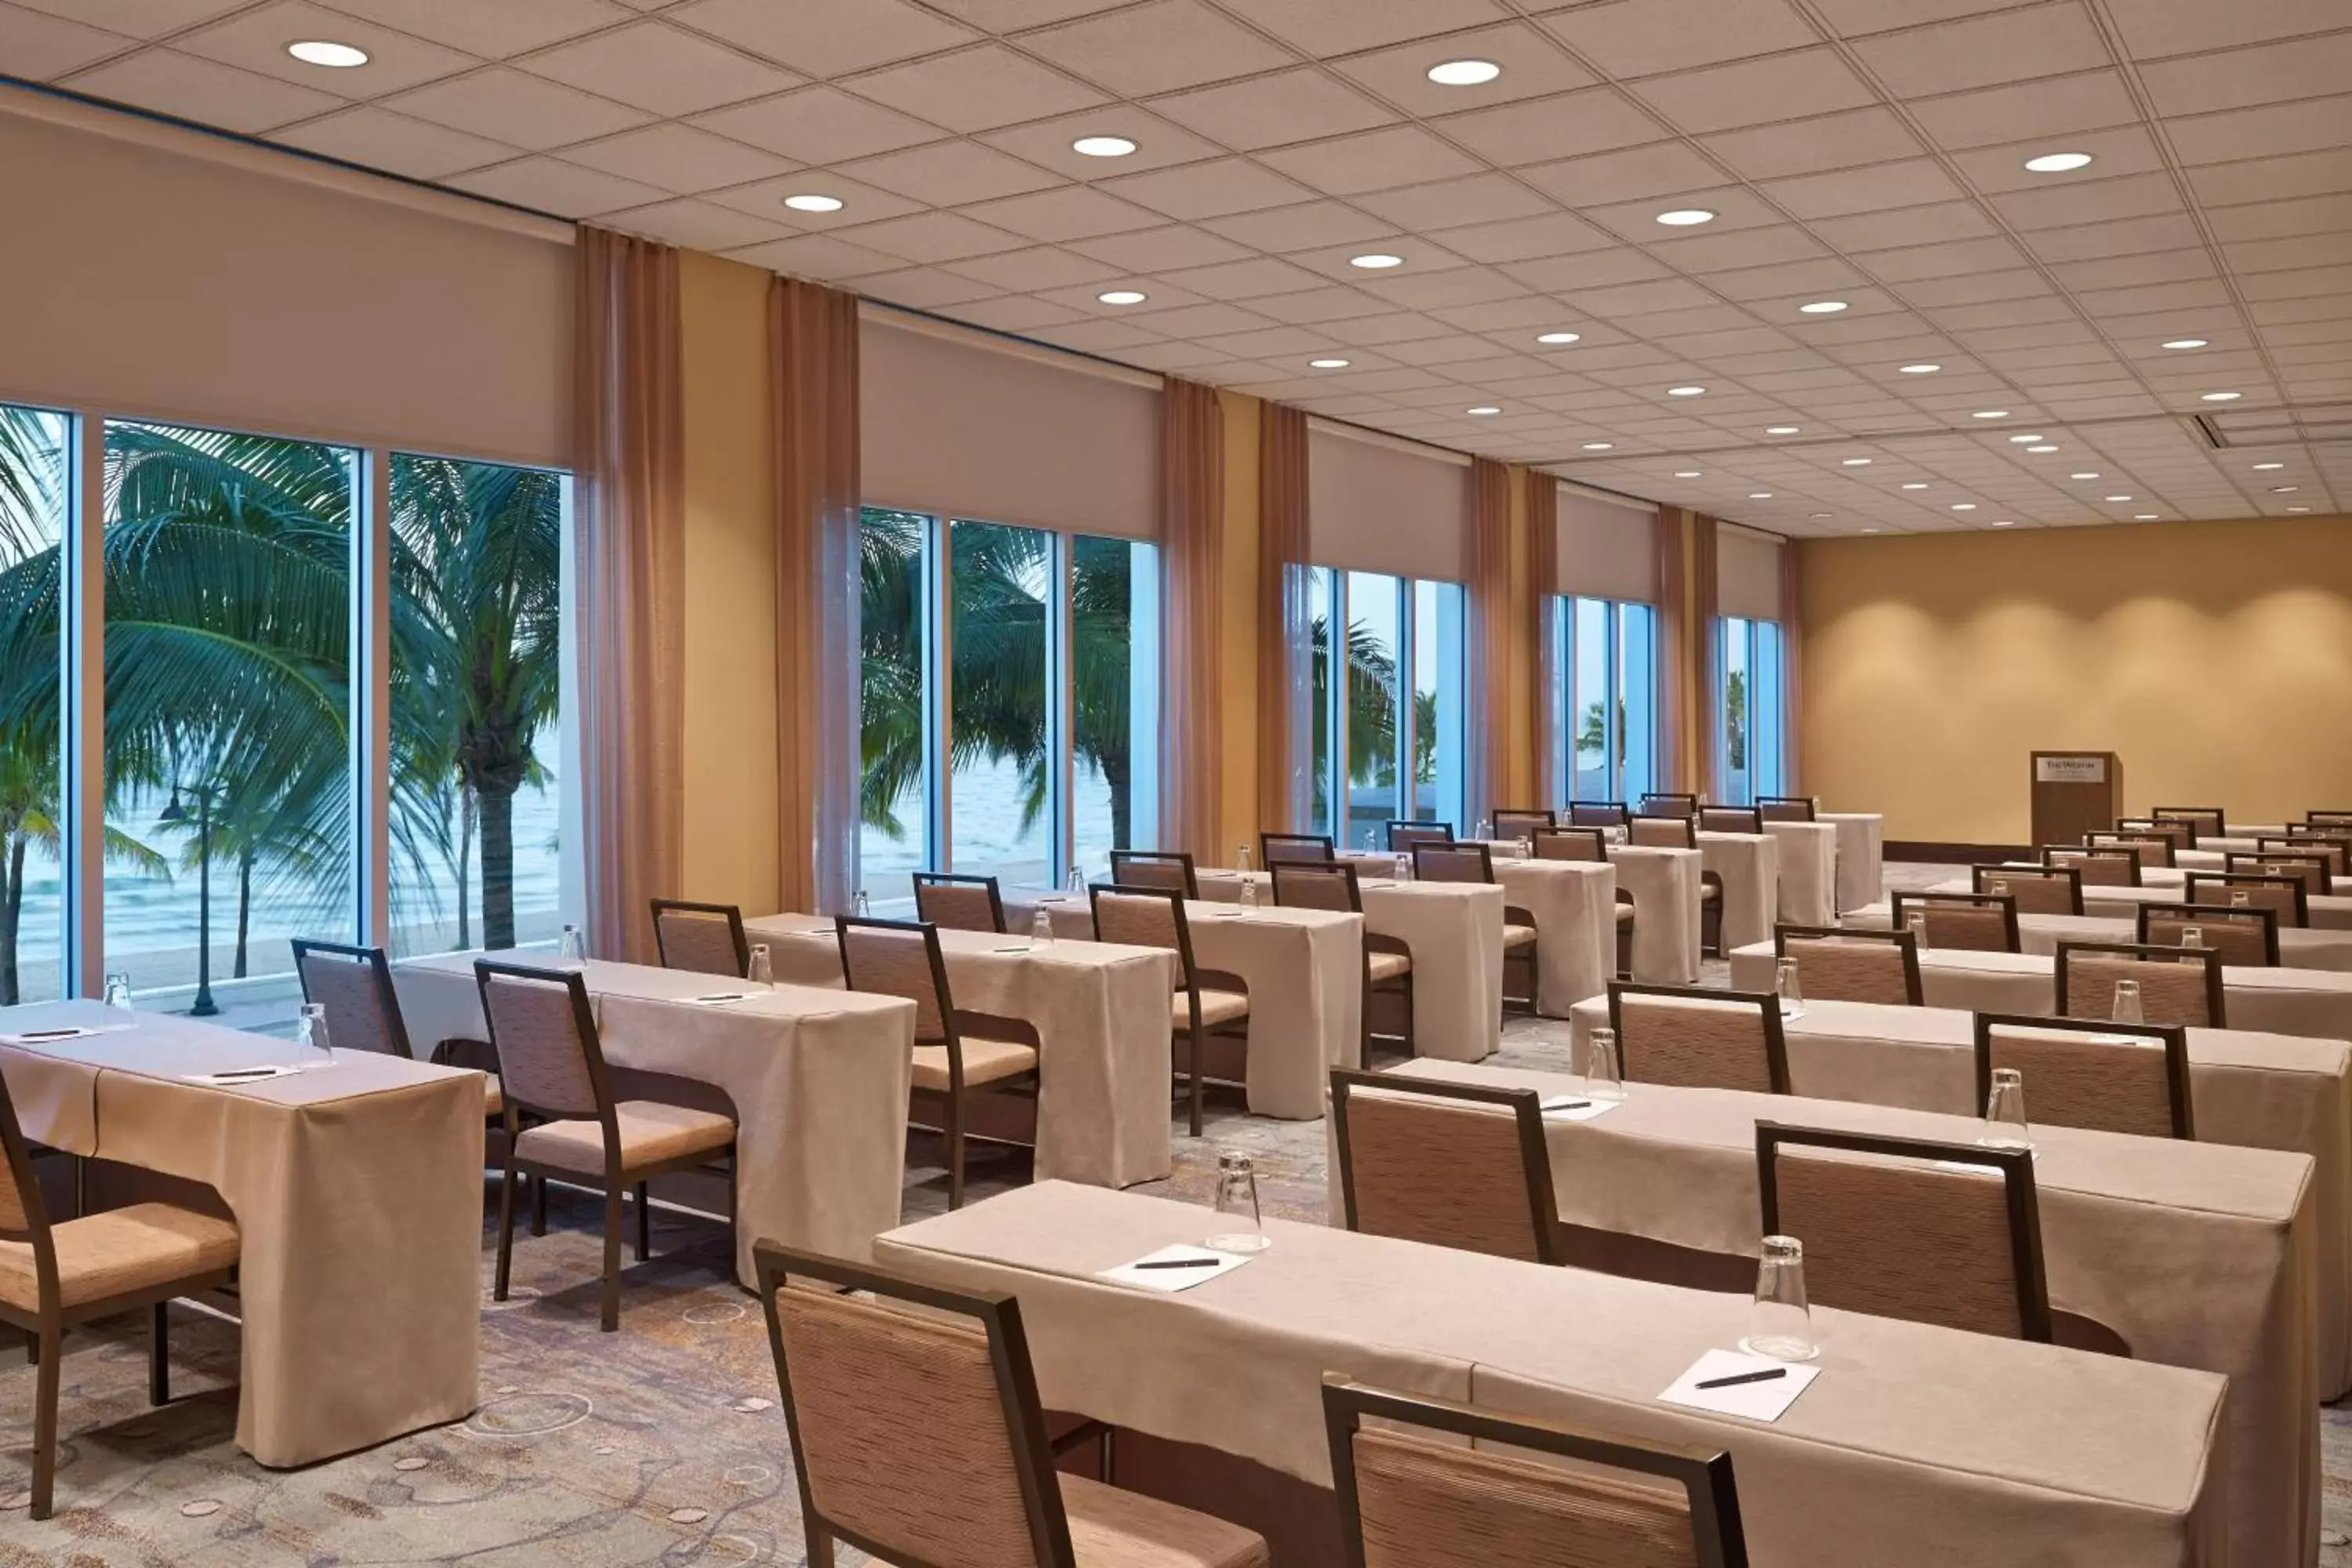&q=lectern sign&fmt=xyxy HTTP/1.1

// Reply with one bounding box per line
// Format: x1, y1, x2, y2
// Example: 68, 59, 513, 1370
2034, 756, 2107, 785
2031, 750, 2122, 850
